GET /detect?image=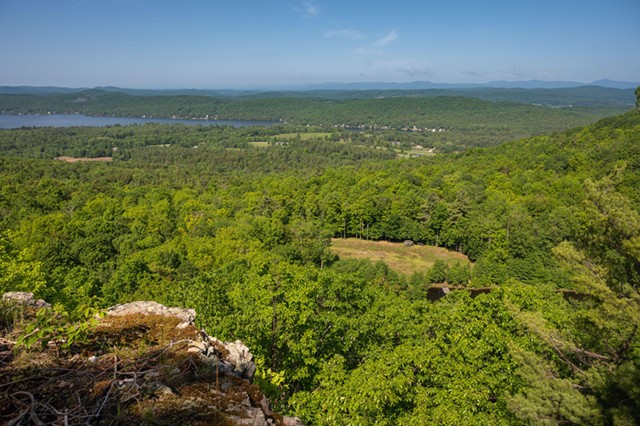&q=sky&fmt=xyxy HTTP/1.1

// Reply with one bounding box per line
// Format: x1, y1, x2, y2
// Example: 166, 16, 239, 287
0, 0, 638, 88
